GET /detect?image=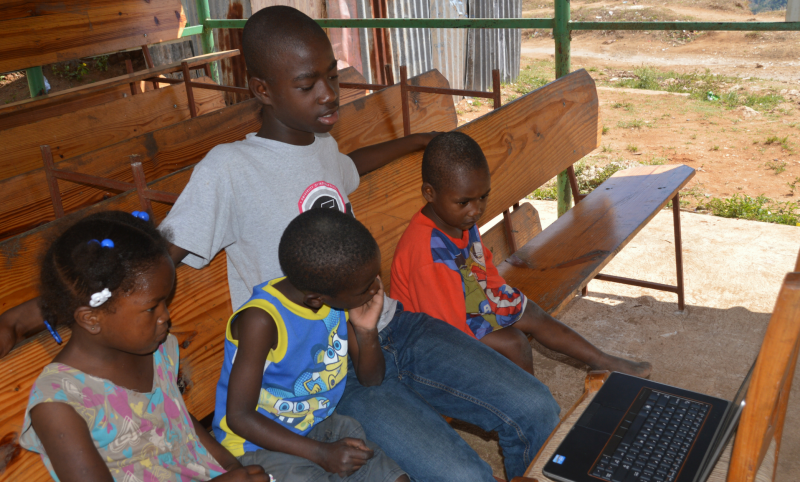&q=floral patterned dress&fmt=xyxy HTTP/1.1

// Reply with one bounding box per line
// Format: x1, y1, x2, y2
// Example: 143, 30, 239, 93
20, 335, 227, 482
